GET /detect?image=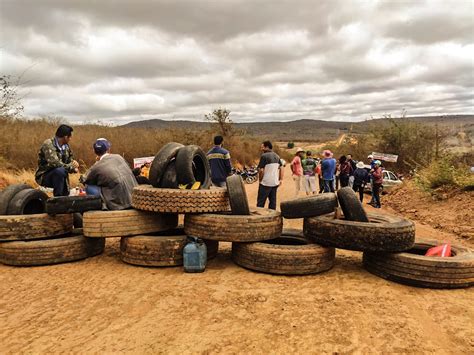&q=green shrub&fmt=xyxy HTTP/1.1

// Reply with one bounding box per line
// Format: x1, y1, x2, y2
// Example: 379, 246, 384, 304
287, 142, 294, 149
416, 156, 474, 191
